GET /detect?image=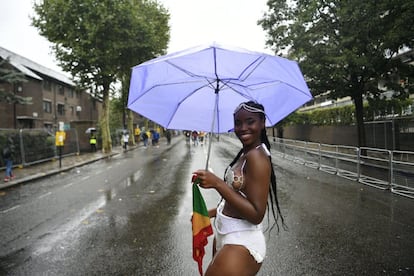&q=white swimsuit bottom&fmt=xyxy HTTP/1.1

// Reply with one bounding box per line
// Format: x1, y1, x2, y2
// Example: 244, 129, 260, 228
214, 201, 266, 263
